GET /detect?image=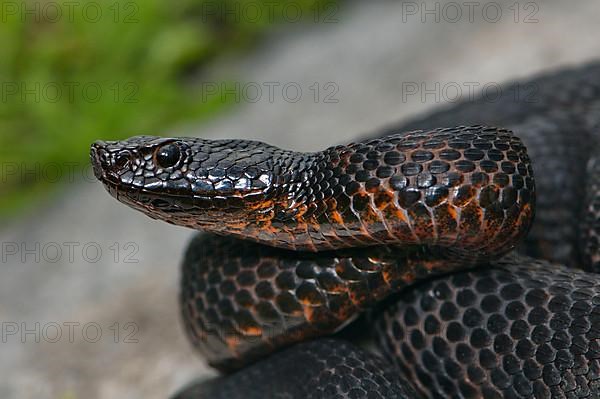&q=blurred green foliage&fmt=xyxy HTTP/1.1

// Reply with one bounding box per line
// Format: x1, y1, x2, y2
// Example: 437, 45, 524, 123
0, 0, 336, 217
